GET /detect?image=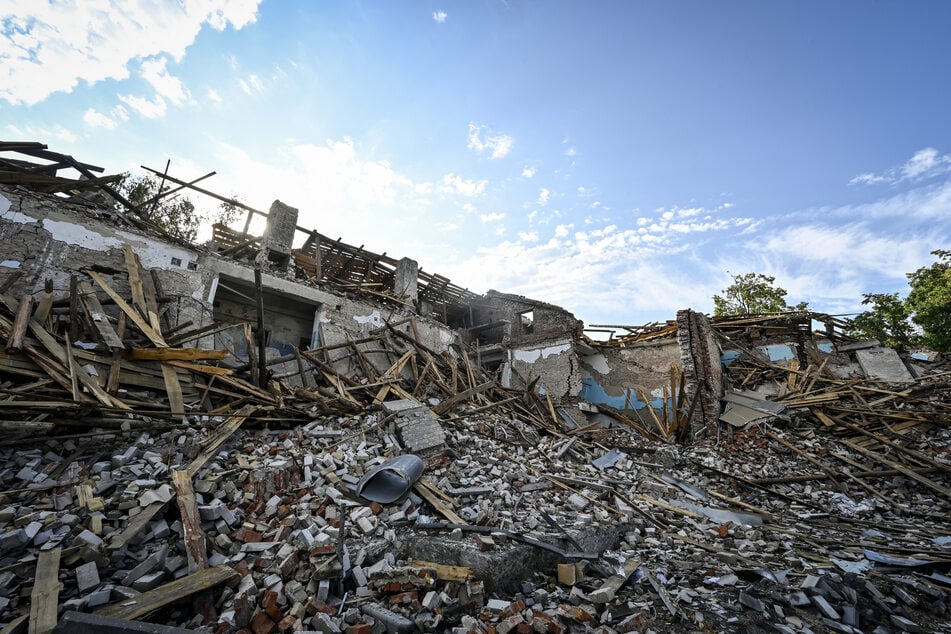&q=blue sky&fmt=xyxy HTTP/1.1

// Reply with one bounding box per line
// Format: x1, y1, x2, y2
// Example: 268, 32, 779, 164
3, 1, 950, 327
